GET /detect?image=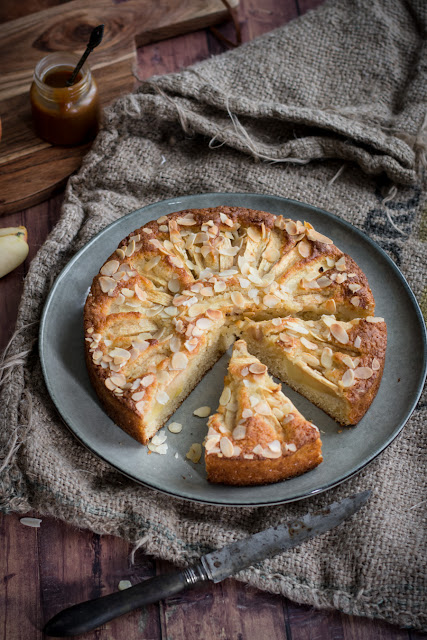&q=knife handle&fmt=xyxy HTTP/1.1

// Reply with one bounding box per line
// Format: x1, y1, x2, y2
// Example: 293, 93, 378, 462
43, 564, 208, 637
